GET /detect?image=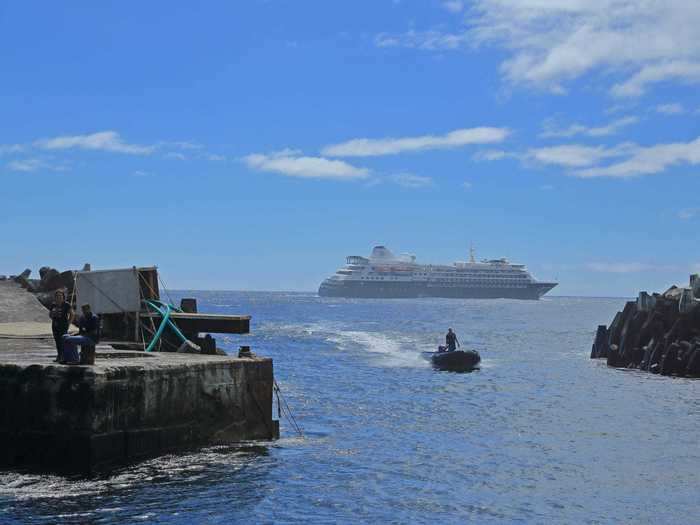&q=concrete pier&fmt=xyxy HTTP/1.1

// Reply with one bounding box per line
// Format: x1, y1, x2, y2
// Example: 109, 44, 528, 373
0, 281, 278, 474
